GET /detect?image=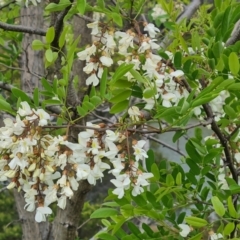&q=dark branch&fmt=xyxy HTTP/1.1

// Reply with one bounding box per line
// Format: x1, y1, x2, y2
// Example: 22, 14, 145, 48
148, 135, 186, 157
0, 21, 46, 36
